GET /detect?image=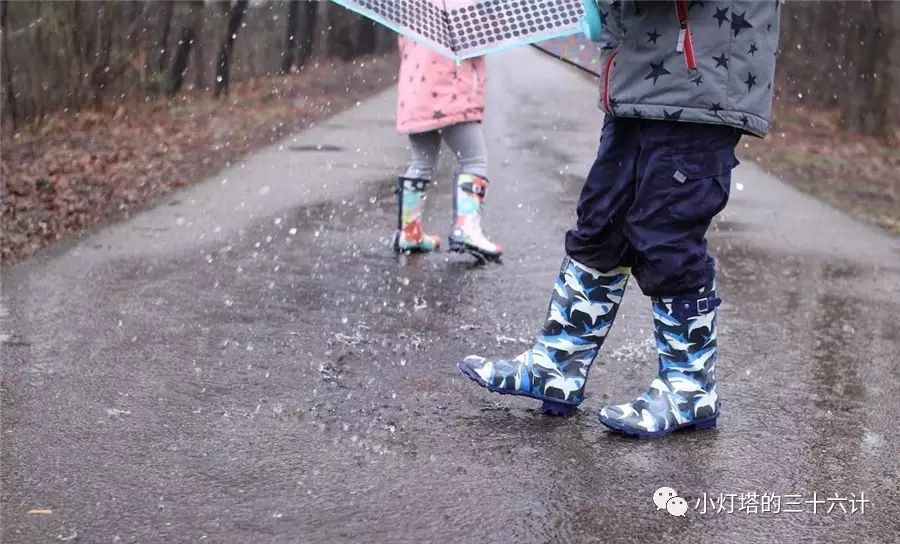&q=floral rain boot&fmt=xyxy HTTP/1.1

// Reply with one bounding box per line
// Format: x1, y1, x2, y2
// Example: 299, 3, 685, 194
599, 285, 721, 437
449, 173, 502, 262
458, 257, 630, 415
394, 176, 441, 253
